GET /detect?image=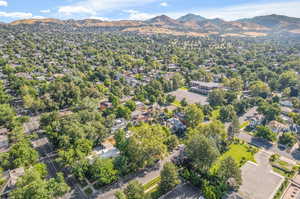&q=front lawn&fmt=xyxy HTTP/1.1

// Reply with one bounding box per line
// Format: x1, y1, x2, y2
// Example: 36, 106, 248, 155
240, 121, 249, 129
179, 87, 188, 91
143, 176, 161, 192
172, 100, 182, 107
210, 143, 257, 173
